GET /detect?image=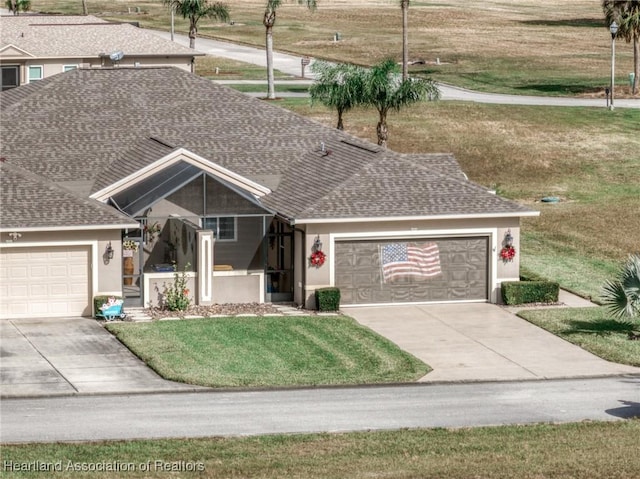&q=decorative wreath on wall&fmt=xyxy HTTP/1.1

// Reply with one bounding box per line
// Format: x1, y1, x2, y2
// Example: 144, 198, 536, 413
500, 245, 516, 262
310, 250, 326, 268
